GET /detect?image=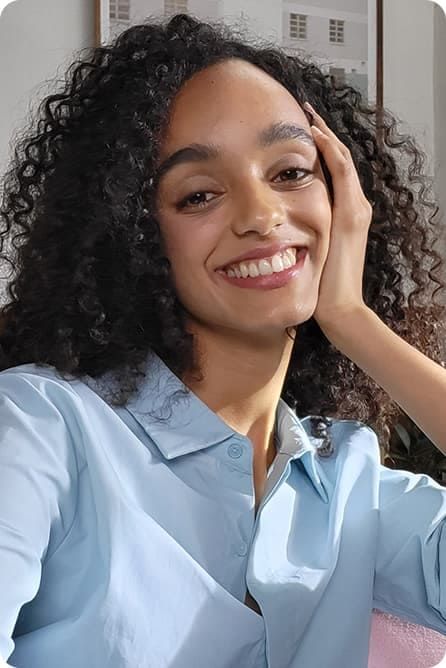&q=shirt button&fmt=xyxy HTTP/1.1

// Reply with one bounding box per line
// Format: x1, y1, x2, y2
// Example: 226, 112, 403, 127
237, 542, 248, 556
227, 443, 243, 459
